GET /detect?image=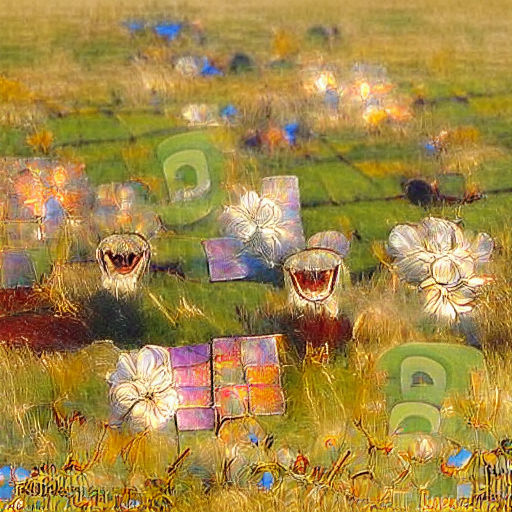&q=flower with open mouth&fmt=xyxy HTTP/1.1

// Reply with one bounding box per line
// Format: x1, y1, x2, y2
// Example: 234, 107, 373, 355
283, 231, 350, 318
96, 233, 151, 297
108, 345, 178, 432
387, 217, 493, 322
